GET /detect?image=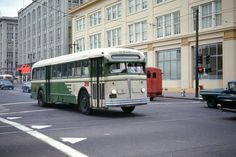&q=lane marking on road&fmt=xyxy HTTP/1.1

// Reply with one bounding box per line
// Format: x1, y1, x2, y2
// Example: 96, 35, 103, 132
0, 117, 89, 157
61, 137, 87, 144
31, 125, 52, 130
0, 101, 37, 106
0, 109, 55, 115
7, 117, 22, 120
